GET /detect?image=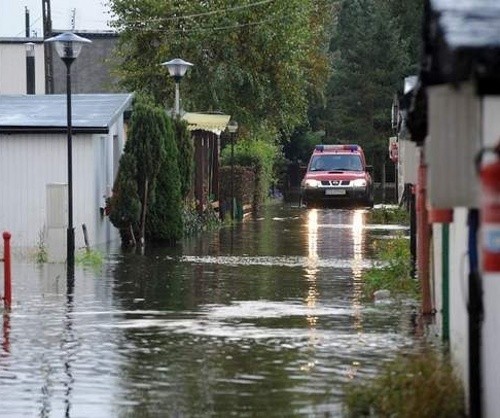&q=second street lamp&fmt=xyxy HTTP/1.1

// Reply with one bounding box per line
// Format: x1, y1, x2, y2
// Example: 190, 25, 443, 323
161, 58, 193, 116
45, 32, 91, 281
